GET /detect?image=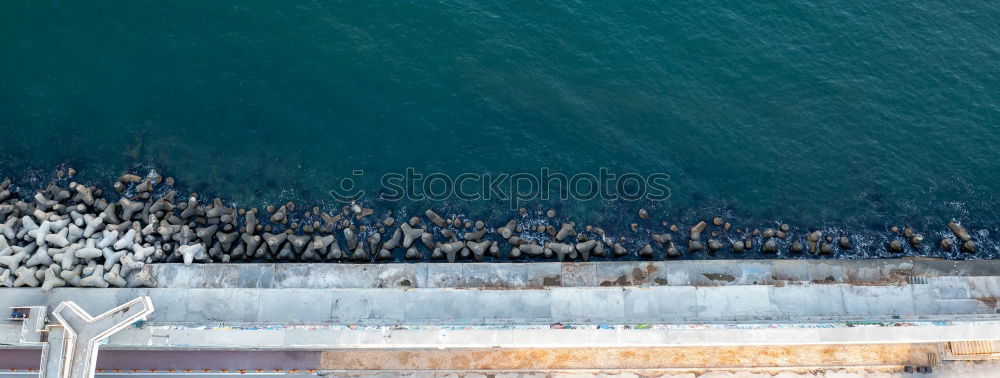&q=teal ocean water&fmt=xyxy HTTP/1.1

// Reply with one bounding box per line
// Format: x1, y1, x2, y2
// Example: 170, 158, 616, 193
1, 1, 998, 256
